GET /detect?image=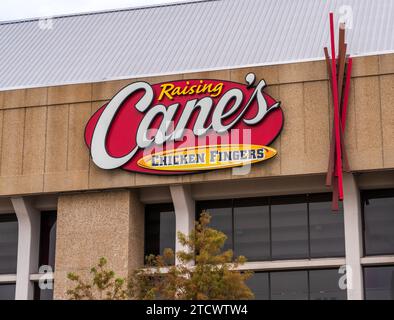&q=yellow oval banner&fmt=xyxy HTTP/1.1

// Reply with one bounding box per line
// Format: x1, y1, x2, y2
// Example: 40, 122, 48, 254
137, 144, 277, 172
